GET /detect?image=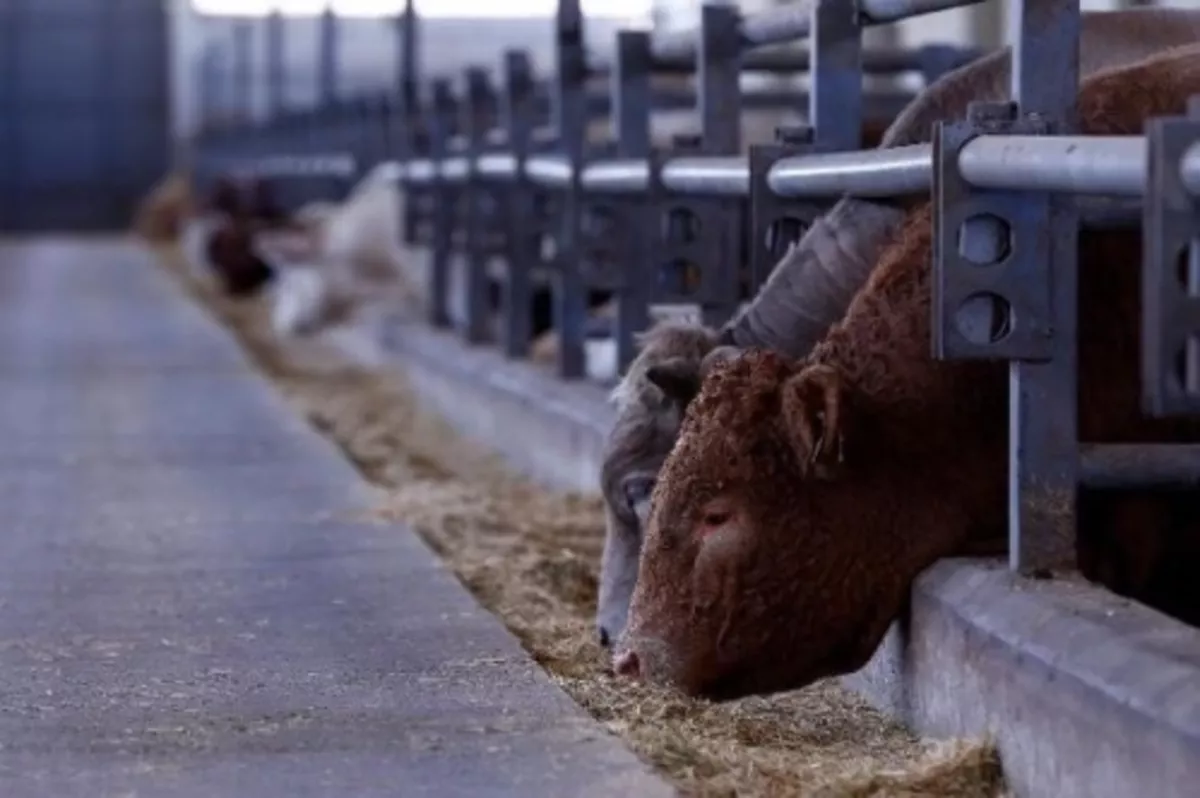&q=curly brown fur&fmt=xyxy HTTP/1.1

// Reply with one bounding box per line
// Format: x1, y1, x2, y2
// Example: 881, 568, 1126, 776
615, 46, 1200, 700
